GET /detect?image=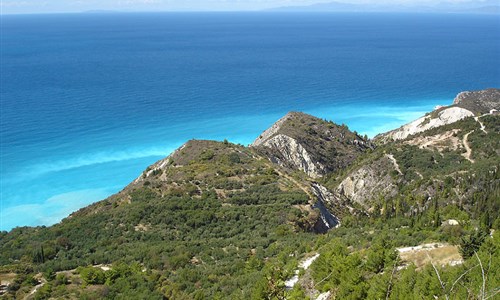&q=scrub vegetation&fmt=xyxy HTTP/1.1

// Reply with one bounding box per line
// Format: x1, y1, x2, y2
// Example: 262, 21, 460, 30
0, 109, 498, 299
